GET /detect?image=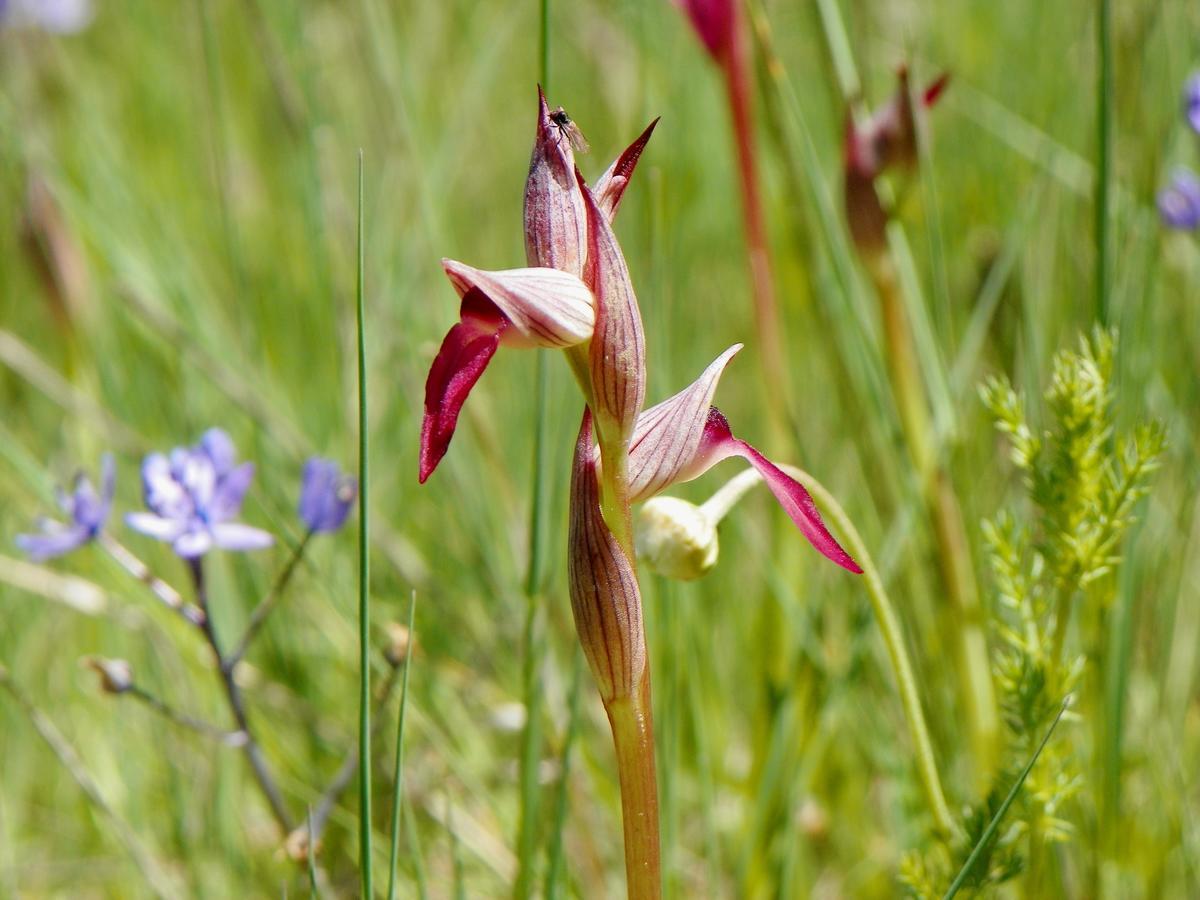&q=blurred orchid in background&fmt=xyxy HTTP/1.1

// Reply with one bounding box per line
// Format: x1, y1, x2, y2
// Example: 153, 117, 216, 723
298, 457, 358, 533
844, 67, 949, 254
16, 455, 113, 561
672, 0, 788, 404
1158, 169, 1200, 230
126, 429, 273, 558
0, 0, 93, 33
